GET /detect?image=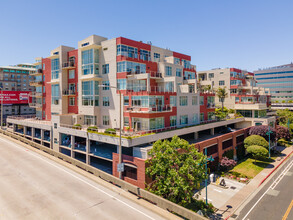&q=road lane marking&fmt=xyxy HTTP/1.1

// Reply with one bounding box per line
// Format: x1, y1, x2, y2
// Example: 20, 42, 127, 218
242, 157, 293, 220
213, 189, 222, 193
282, 200, 293, 220
0, 137, 157, 220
